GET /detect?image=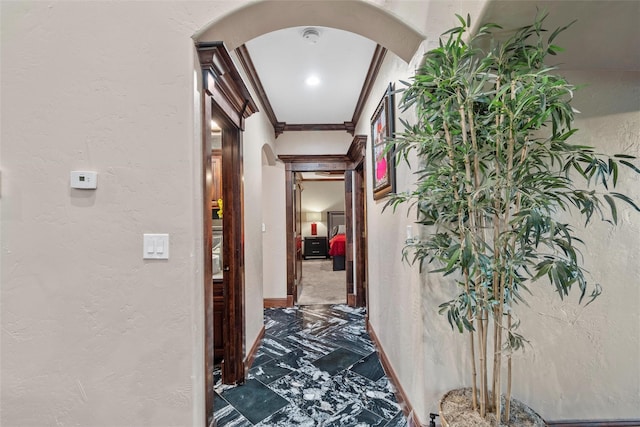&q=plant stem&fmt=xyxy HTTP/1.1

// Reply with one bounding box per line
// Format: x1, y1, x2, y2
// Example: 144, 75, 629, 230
500, 79, 518, 424
466, 91, 489, 416
505, 313, 512, 424
443, 112, 478, 411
